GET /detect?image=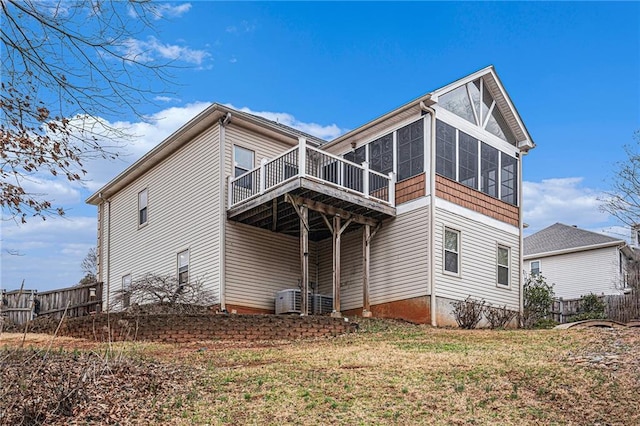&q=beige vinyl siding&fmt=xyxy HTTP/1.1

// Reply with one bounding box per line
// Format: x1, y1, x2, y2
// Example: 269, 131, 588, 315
317, 229, 363, 310
225, 221, 318, 310
526, 247, 622, 299
223, 124, 307, 310
435, 207, 519, 309
105, 124, 221, 307
370, 207, 429, 304
224, 124, 296, 178
316, 207, 429, 310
